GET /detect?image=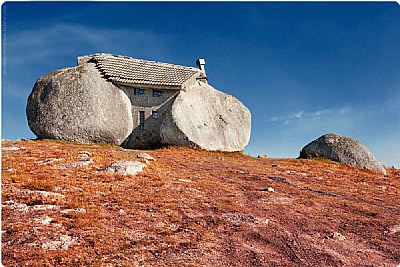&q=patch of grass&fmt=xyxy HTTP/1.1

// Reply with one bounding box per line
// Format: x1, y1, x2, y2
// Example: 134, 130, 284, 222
22, 178, 55, 192
73, 208, 101, 228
